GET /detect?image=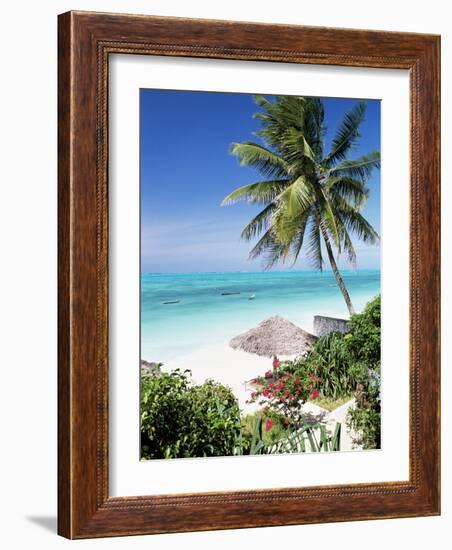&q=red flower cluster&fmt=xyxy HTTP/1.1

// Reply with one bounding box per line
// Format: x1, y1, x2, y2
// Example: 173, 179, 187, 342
247, 359, 324, 423
265, 418, 273, 432
310, 388, 320, 400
